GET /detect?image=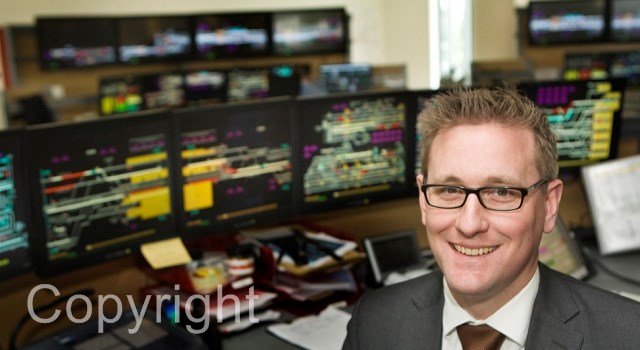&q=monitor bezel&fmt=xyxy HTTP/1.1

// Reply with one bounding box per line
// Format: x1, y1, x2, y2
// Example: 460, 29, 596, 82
116, 15, 193, 65
517, 78, 626, 172
609, 0, 640, 43
36, 16, 119, 71
172, 97, 297, 242
191, 11, 272, 60
271, 8, 349, 57
527, 0, 608, 47
292, 90, 414, 215
182, 68, 230, 106
363, 229, 424, 285
26, 110, 181, 277
0, 128, 33, 280
539, 216, 592, 280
